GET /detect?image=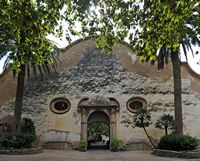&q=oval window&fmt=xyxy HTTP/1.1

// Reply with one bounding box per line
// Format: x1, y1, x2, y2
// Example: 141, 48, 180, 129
50, 98, 70, 114
127, 97, 147, 113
